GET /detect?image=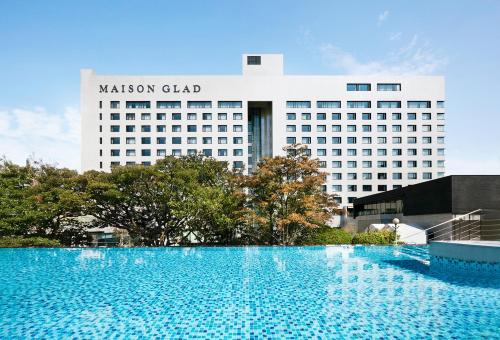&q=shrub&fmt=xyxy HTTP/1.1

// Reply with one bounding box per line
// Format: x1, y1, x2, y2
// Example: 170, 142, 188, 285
0, 236, 61, 248
351, 230, 395, 245
303, 227, 353, 245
